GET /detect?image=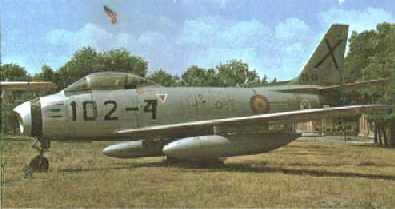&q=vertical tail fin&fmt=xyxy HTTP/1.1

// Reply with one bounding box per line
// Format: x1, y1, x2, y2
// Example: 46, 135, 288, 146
293, 24, 349, 86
